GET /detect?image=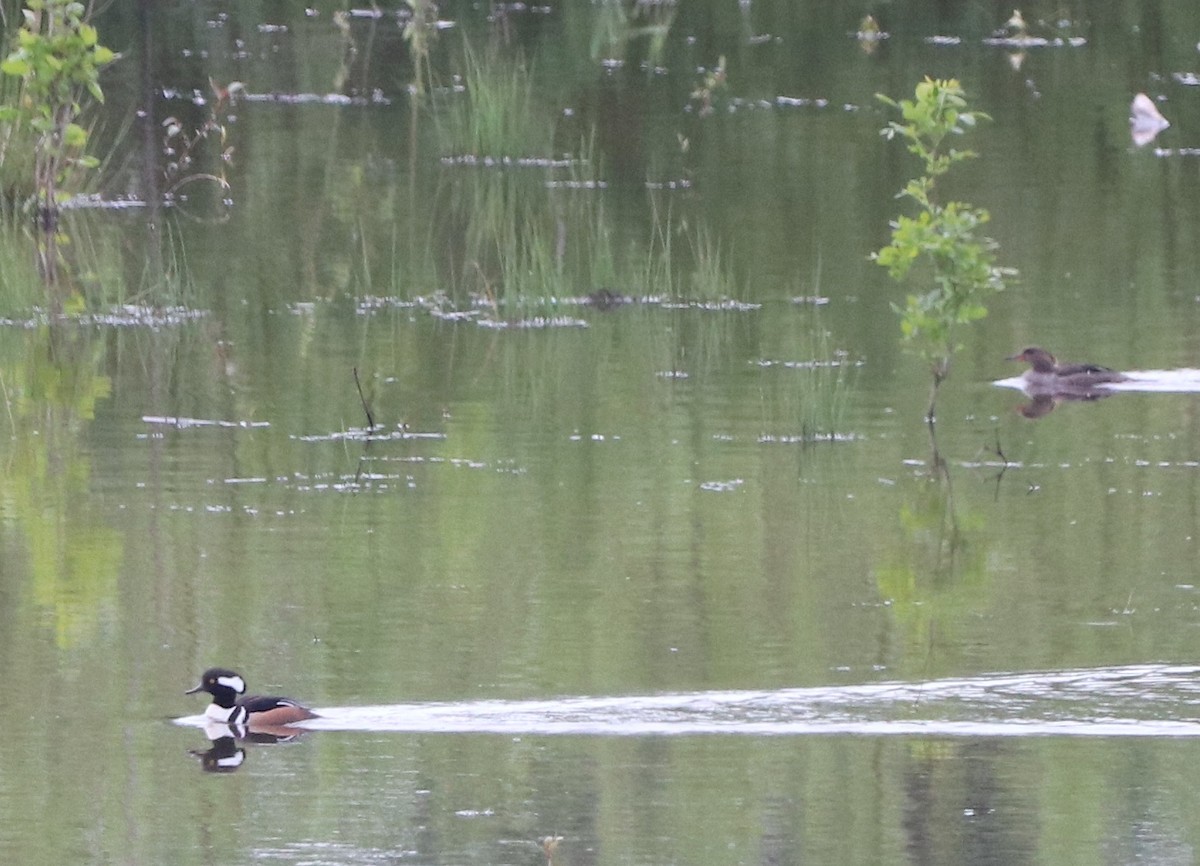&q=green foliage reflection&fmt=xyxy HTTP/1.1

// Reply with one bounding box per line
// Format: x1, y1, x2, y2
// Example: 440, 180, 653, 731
876, 476, 988, 669
0, 326, 119, 648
